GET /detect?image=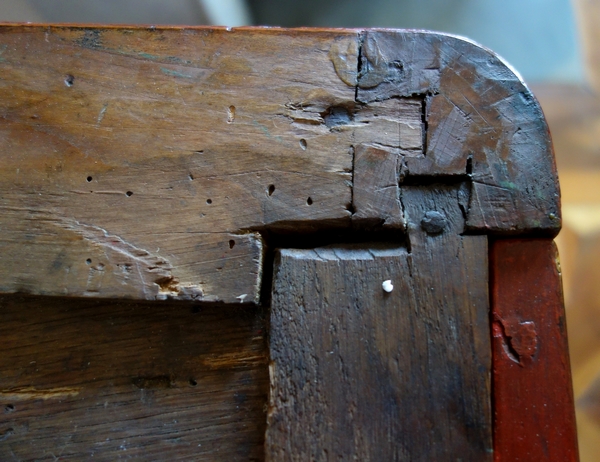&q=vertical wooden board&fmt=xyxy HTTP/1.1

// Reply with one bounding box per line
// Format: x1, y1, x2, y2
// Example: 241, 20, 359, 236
491, 239, 579, 461
352, 144, 404, 227
0, 295, 268, 461
267, 229, 491, 458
